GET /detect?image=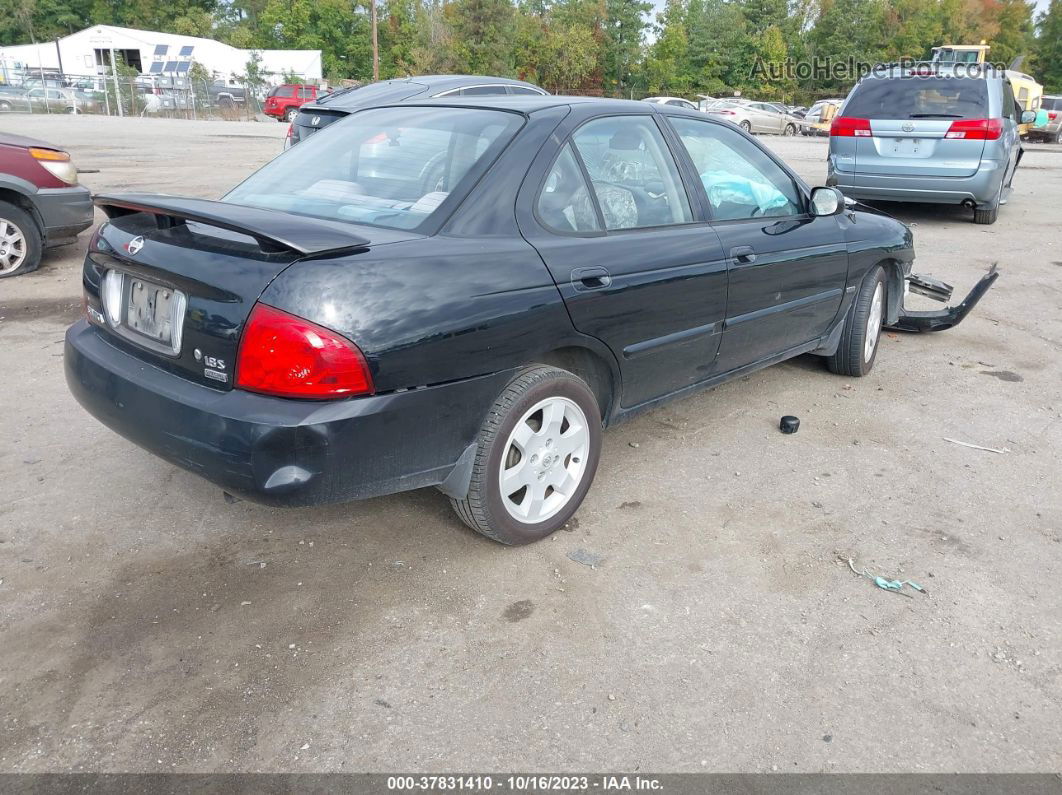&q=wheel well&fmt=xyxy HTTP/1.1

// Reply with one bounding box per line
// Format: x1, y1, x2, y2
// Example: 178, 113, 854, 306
0, 188, 44, 235
876, 258, 906, 325
533, 347, 616, 423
